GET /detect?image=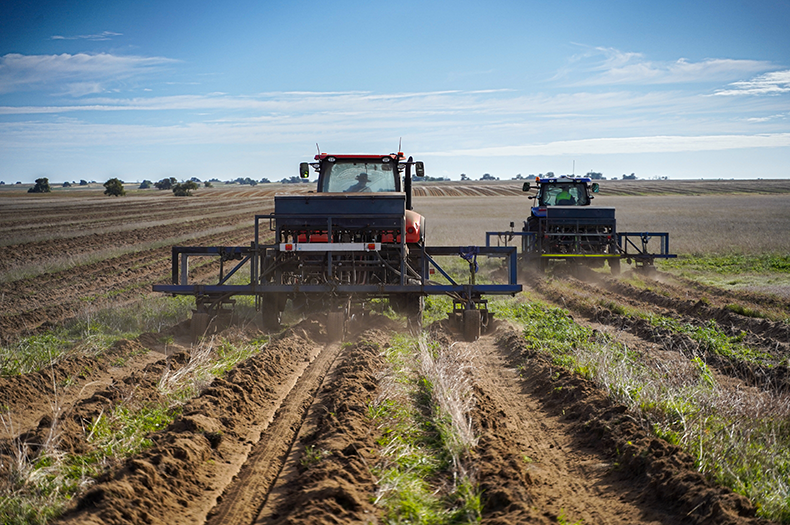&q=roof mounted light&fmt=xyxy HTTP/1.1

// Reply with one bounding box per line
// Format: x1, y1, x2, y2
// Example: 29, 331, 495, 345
382, 157, 390, 163
326, 156, 336, 162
